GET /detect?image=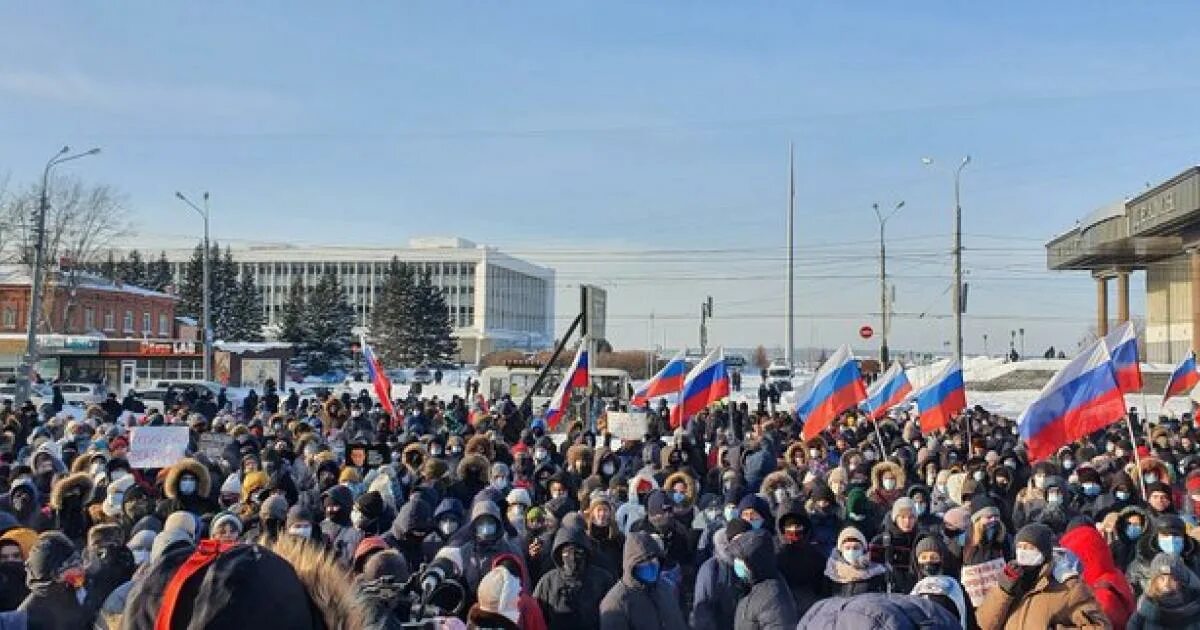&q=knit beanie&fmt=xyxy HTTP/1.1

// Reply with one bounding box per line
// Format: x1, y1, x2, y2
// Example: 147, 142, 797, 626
725, 517, 752, 540
647, 490, 671, 516
477, 566, 521, 624
1014, 523, 1054, 558
914, 535, 943, 558
163, 511, 199, 542
220, 473, 242, 496
87, 523, 125, 549
1150, 551, 1190, 582
212, 512, 244, 536
1156, 514, 1186, 537
260, 495, 288, 522
506, 488, 531, 508
355, 490, 385, 521
943, 507, 970, 533
490, 462, 510, 480
892, 498, 916, 521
